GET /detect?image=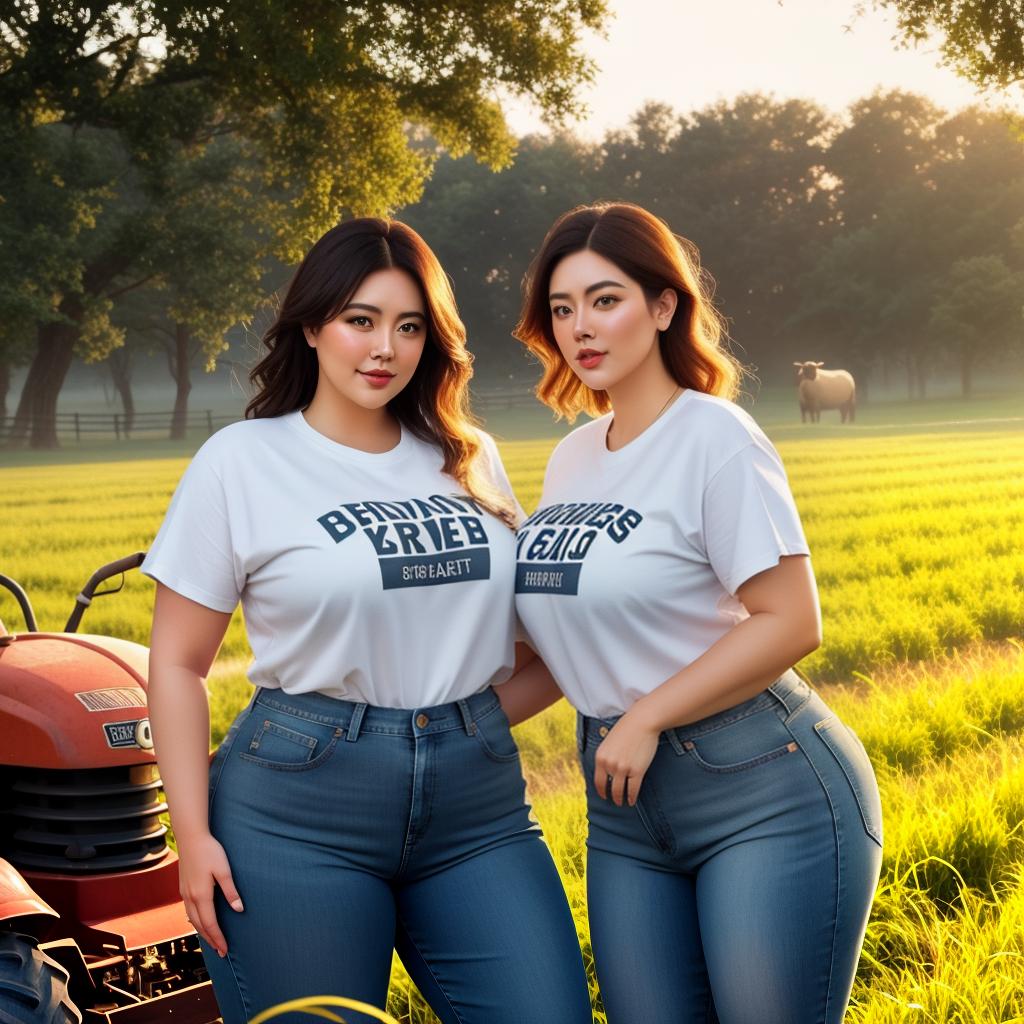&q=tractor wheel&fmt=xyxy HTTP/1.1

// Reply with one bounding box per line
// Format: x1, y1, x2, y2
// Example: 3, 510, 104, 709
0, 932, 81, 1024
